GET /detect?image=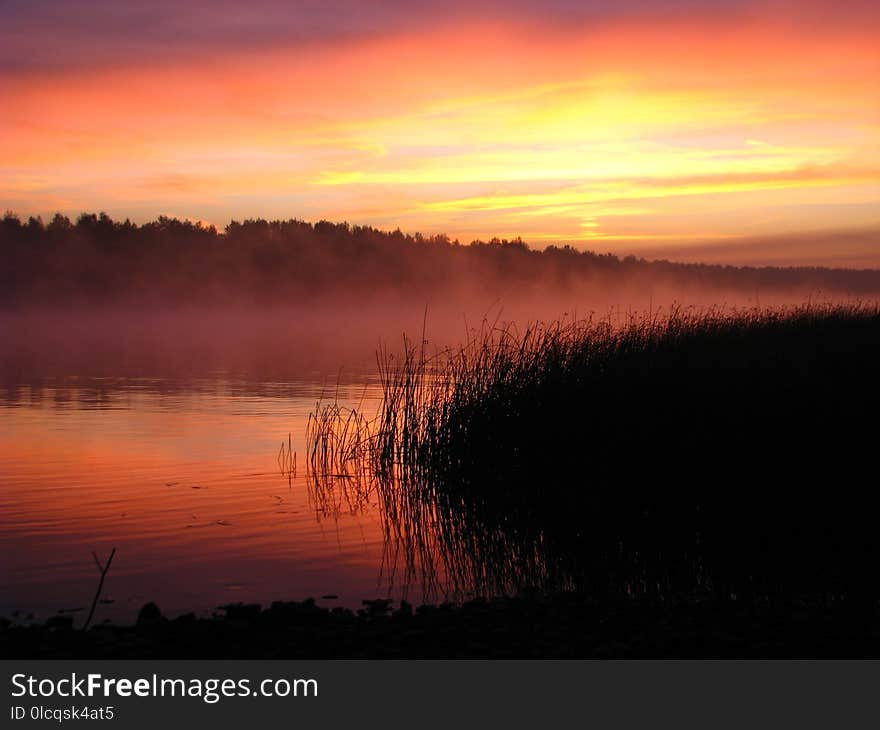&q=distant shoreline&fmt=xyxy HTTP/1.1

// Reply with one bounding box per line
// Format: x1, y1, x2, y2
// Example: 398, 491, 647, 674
3, 212, 880, 309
